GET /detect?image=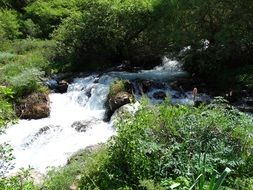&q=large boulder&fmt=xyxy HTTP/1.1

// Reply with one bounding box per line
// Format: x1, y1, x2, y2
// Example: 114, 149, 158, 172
15, 92, 50, 119
109, 92, 133, 112
104, 80, 135, 121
